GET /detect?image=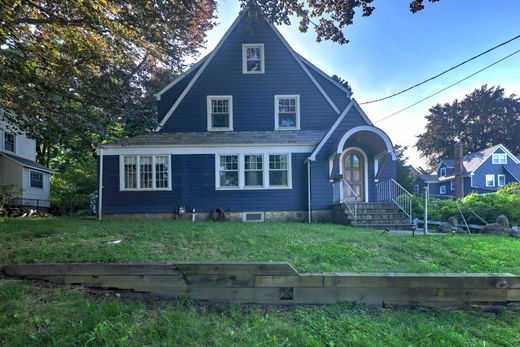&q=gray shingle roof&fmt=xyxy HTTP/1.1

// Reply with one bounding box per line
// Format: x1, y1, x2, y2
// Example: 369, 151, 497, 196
104, 131, 327, 147
441, 144, 504, 173
504, 164, 520, 181
0, 151, 52, 173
